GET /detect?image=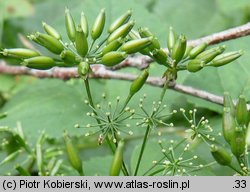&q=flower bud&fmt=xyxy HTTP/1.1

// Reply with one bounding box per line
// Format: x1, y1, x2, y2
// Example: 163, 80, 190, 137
2, 48, 40, 59
75, 26, 88, 57
209, 50, 243, 67
91, 8, 106, 40
107, 20, 135, 43
109, 140, 125, 176
101, 51, 127, 66
129, 69, 149, 96
188, 42, 208, 59
21, 56, 55, 70
120, 37, 152, 54
65, 8, 76, 42
187, 59, 205, 72
236, 95, 248, 126
64, 132, 84, 175
80, 11, 89, 37
42, 22, 61, 40
35, 32, 64, 54
210, 145, 232, 166
171, 34, 186, 64
108, 10, 132, 33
